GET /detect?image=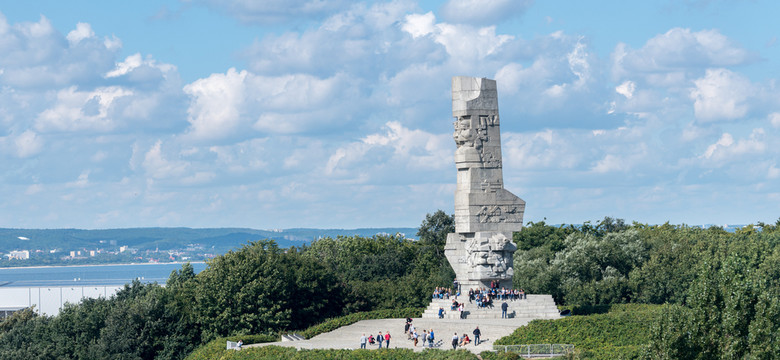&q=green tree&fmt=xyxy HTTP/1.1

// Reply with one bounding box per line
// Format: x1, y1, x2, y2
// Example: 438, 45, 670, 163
195, 240, 345, 340
416, 210, 455, 251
